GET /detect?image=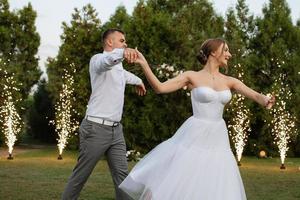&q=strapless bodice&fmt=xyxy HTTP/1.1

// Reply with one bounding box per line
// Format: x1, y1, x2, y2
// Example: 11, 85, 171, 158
191, 86, 231, 121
